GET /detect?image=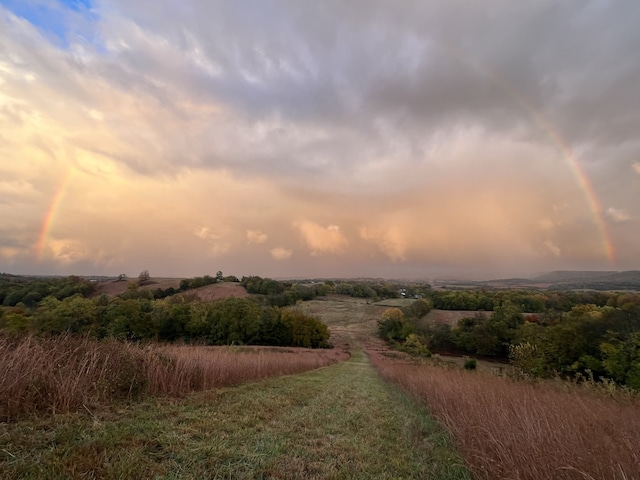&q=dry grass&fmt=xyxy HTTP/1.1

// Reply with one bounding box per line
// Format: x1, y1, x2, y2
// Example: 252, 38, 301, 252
141, 343, 346, 396
0, 335, 347, 421
188, 281, 249, 301
370, 350, 640, 480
